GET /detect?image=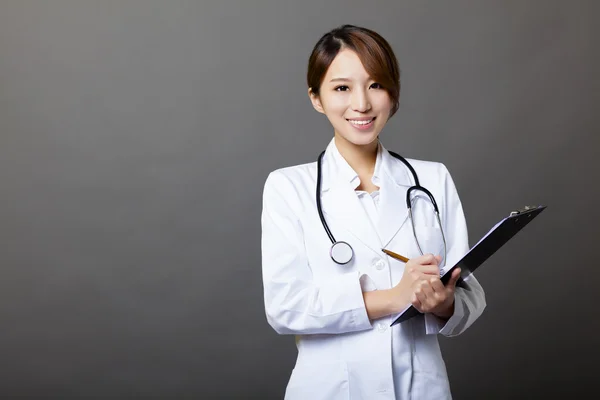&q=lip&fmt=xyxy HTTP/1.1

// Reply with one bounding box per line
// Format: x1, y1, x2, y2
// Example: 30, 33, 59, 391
347, 116, 376, 131
346, 116, 376, 121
